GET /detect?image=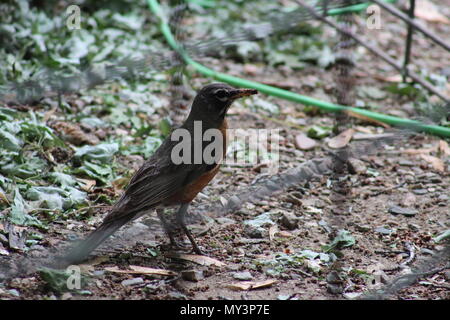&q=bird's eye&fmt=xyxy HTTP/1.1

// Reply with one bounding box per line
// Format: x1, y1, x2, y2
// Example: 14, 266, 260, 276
214, 89, 228, 101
